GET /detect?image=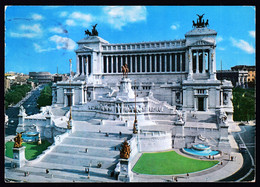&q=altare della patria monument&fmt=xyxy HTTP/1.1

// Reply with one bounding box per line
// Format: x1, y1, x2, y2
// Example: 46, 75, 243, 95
12, 14, 240, 182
